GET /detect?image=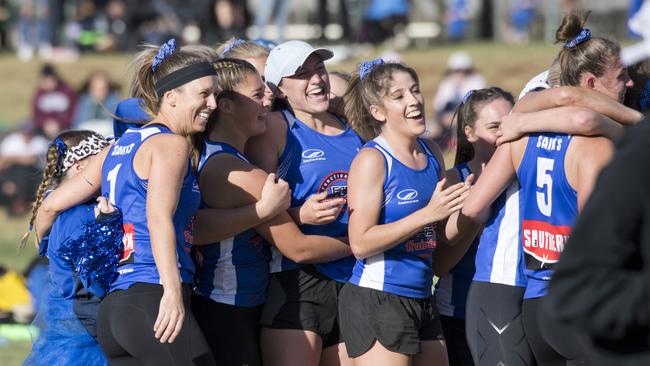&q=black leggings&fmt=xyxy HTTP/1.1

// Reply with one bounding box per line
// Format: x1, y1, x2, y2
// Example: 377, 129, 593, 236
465, 281, 535, 366
522, 297, 590, 366
97, 283, 215, 366
191, 293, 263, 366
440, 315, 474, 366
